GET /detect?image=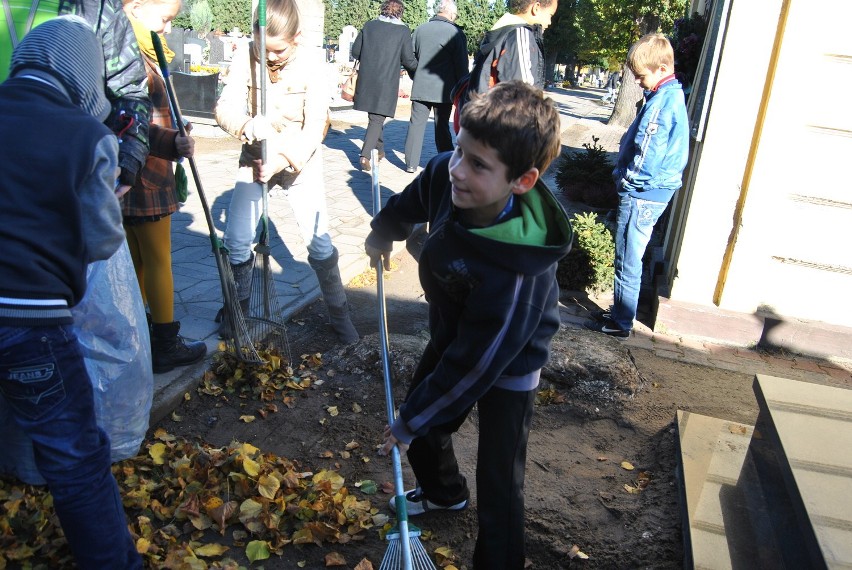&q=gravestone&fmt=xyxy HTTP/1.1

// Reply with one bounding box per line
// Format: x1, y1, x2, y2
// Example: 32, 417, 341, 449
337, 25, 357, 63
207, 33, 225, 65
164, 28, 186, 71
